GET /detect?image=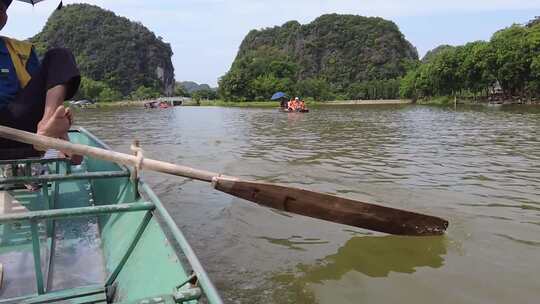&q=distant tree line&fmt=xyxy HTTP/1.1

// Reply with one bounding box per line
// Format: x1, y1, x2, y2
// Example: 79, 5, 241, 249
400, 18, 540, 101
76, 77, 162, 102
218, 46, 404, 101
